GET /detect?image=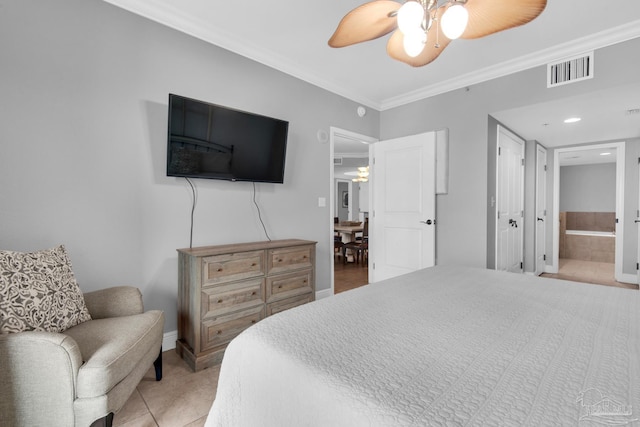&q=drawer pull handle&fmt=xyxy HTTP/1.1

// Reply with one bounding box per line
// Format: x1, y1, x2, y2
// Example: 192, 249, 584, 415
251, 291, 256, 296
217, 299, 223, 304
278, 285, 282, 289
251, 320, 256, 324
217, 330, 222, 335
217, 268, 223, 272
